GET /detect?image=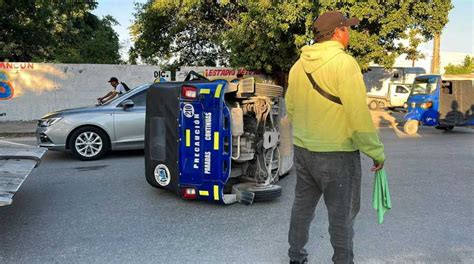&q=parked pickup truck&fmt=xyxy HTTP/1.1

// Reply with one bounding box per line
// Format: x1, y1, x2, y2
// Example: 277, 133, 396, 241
364, 67, 426, 110
366, 83, 411, 110
145, 71, 293, 205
